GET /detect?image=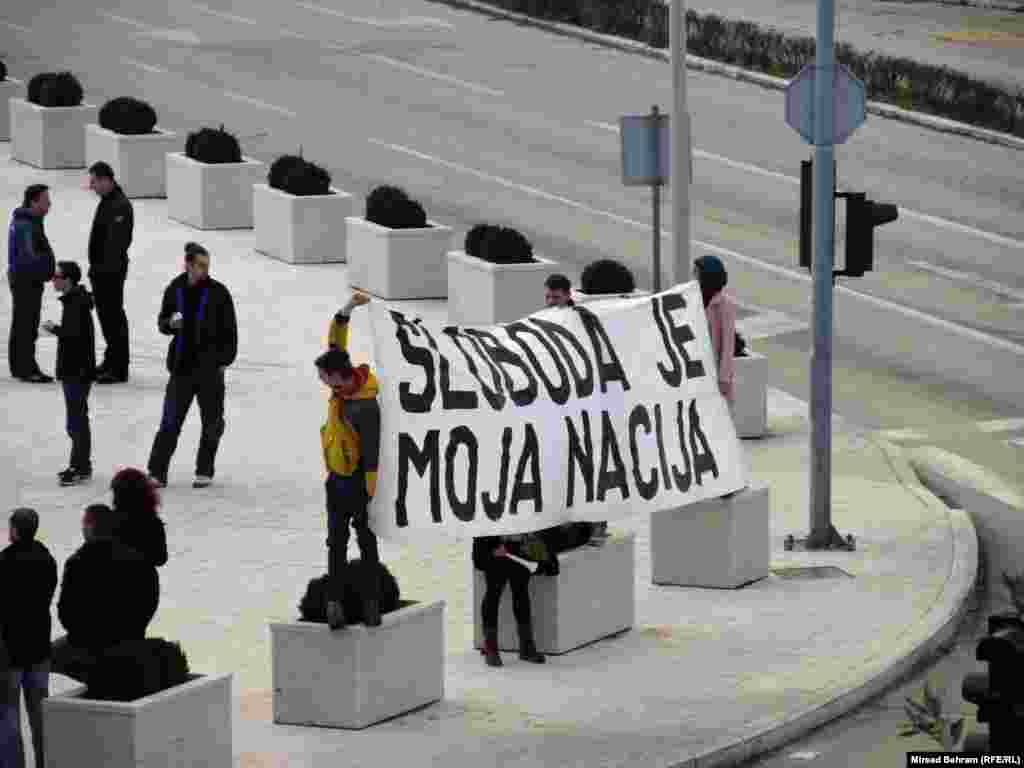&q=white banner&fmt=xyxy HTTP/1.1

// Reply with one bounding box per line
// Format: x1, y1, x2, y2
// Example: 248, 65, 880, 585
367, 282, 748, 540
